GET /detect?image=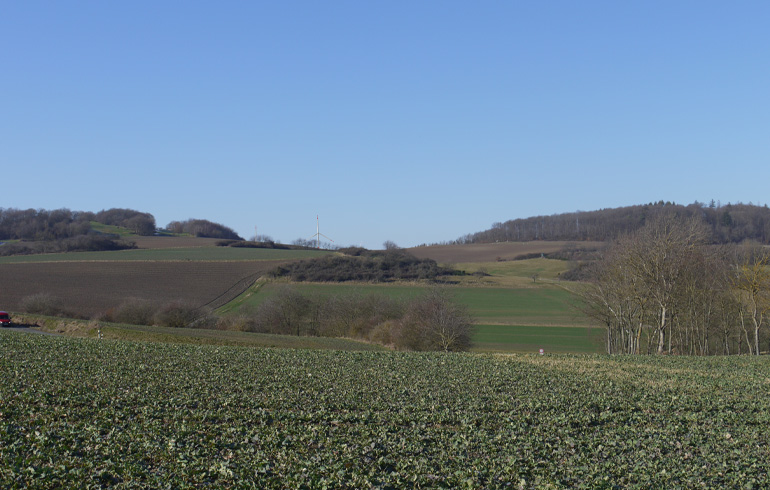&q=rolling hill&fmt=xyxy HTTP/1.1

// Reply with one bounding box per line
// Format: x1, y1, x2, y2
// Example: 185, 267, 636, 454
1, 209, 610, 353
460, 201, 770, 244
0, 238, 331, 317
